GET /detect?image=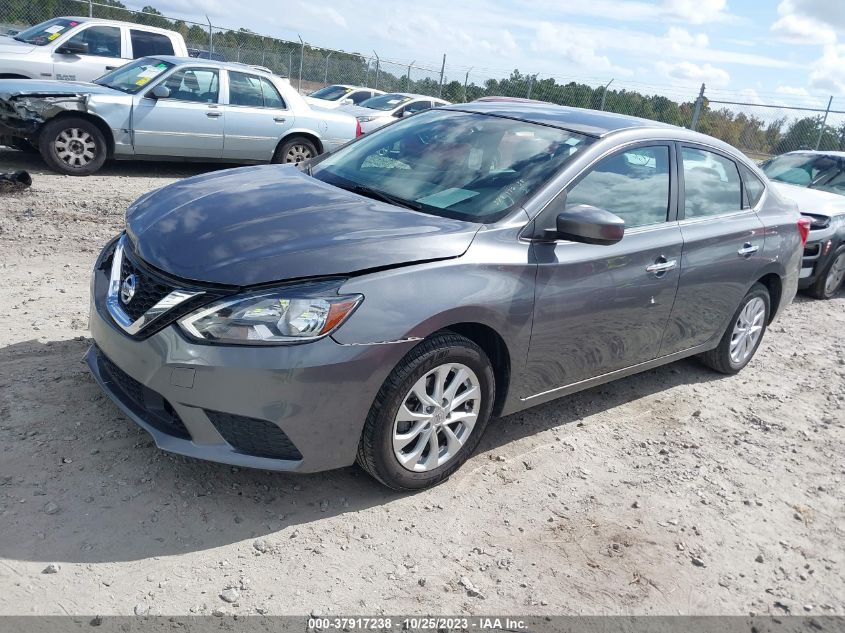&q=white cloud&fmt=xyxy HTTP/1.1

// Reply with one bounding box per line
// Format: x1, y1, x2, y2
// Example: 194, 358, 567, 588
661, 0, 730, 24
771, 13, 836, 45
656, 61, 731, 88
809, 44, 845, 93
532, 22, 628, 75
776, 0, 845, 33
775, 85, 811, 97
666, 26, 709, 49
298, 4, 348, 29
524, 0, 733, 25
